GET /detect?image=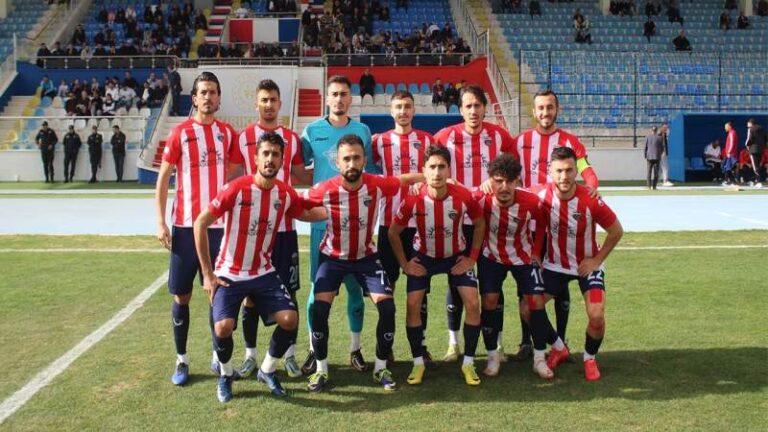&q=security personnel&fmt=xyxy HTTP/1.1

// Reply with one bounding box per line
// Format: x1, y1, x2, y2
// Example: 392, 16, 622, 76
35, 121, 58, 183
87, 124, 103, 183
111, 124, 127, 182
63, 125, 82, 183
